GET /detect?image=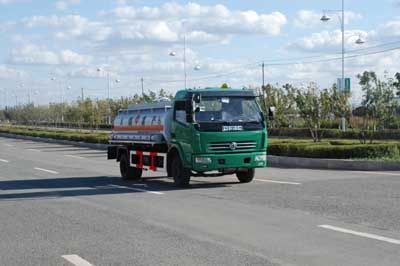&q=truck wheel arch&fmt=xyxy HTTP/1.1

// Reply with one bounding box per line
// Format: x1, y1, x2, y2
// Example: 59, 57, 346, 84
167, 147, 181, 177
117, 146, 128, 162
